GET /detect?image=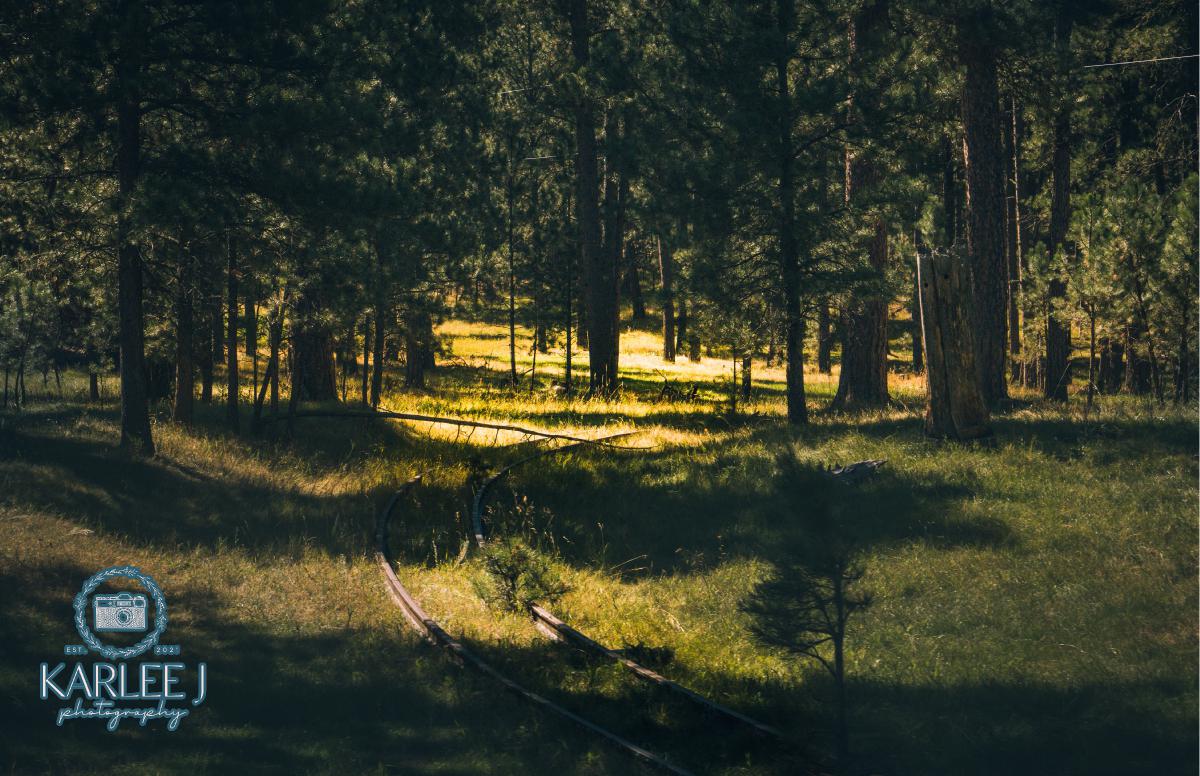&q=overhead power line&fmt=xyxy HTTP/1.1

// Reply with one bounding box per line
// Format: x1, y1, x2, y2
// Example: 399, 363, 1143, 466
1083, 53, 1198, 69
